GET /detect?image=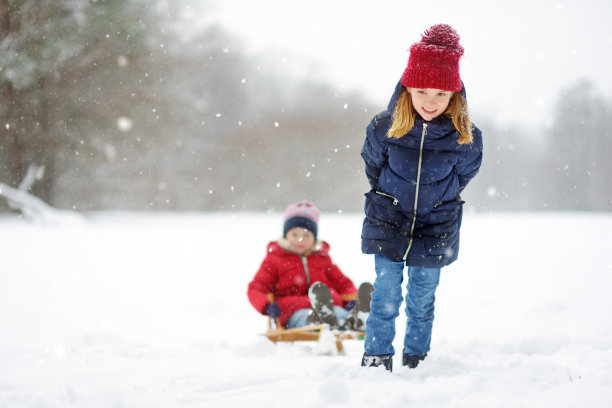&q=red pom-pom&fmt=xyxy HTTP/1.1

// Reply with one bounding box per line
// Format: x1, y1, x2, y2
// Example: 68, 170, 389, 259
421, 24, 460, 48
415, 24, 464, 57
